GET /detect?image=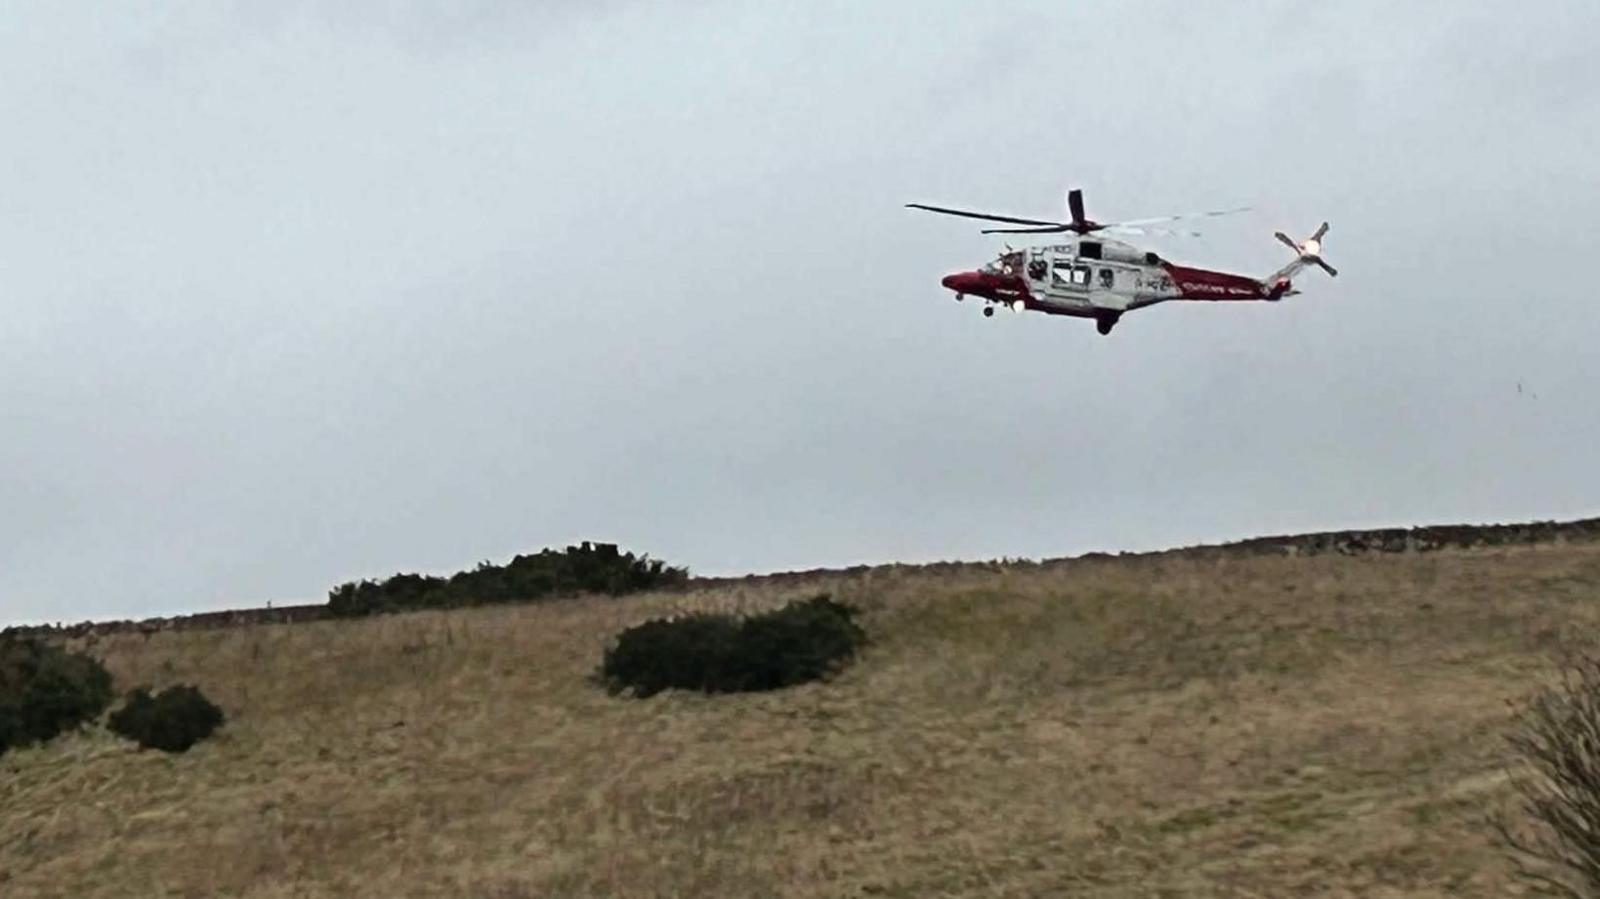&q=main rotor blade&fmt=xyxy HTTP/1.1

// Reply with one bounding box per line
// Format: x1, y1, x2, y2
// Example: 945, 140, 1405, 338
1067, 189, 1087, 227
1275, 231, 1300, 252
1314, 258, 1339, 277
905, 203, 1063, 227
1103, 225, 1202, 238
1312, 222, 1330, 241
1112, 206, 1252, 228
981, 225, 1069, 234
